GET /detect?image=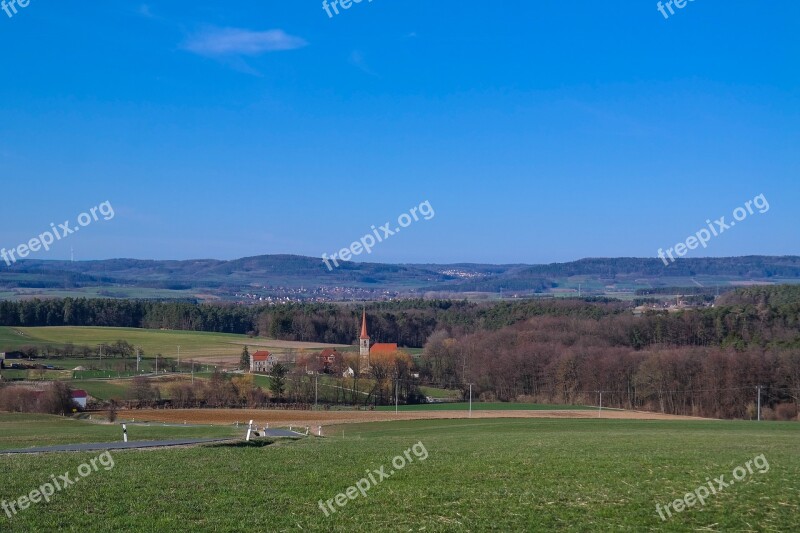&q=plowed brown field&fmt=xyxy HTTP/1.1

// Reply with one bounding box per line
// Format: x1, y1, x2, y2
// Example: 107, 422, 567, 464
123, 408, 706, 429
